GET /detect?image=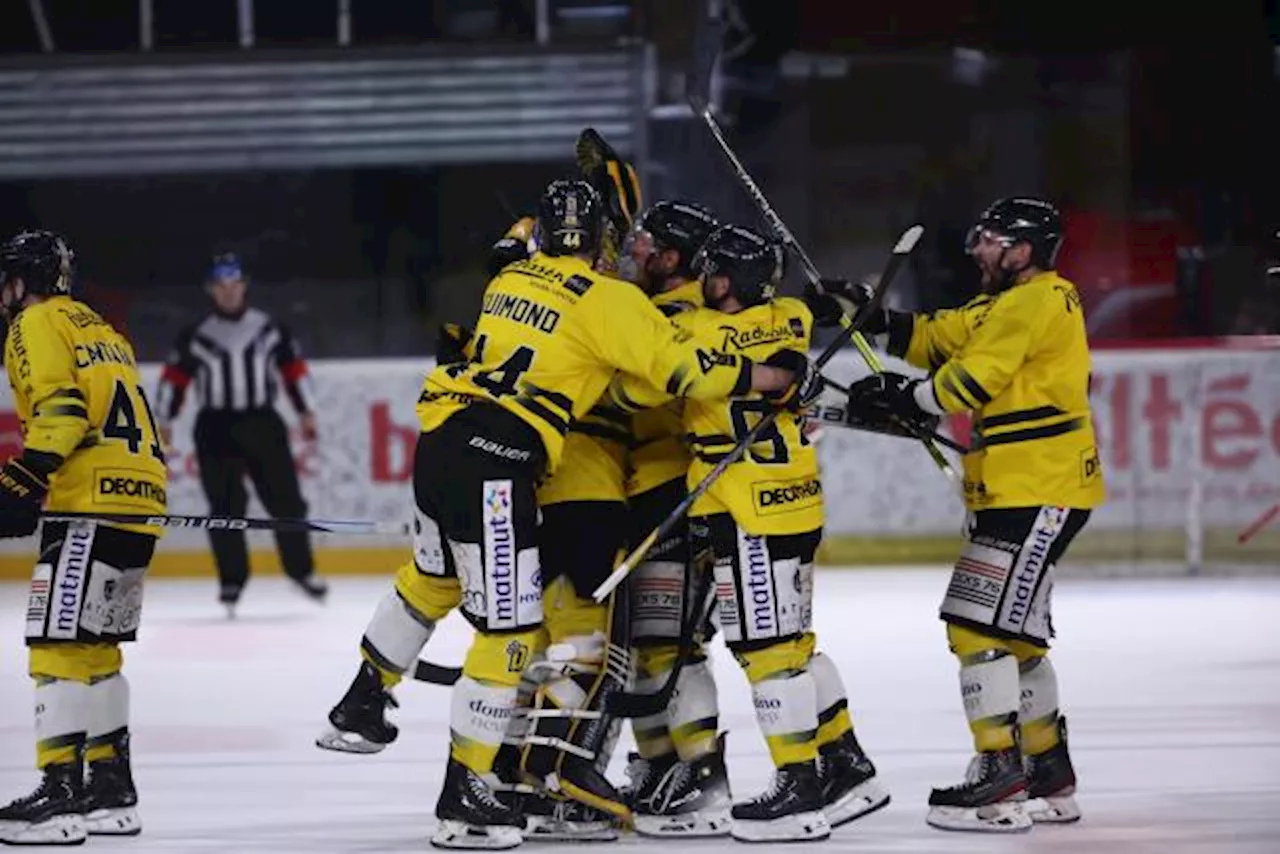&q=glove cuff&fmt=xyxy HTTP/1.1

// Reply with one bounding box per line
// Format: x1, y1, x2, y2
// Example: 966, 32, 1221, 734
1, 458, 49, 500
885, 310, 914, 357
